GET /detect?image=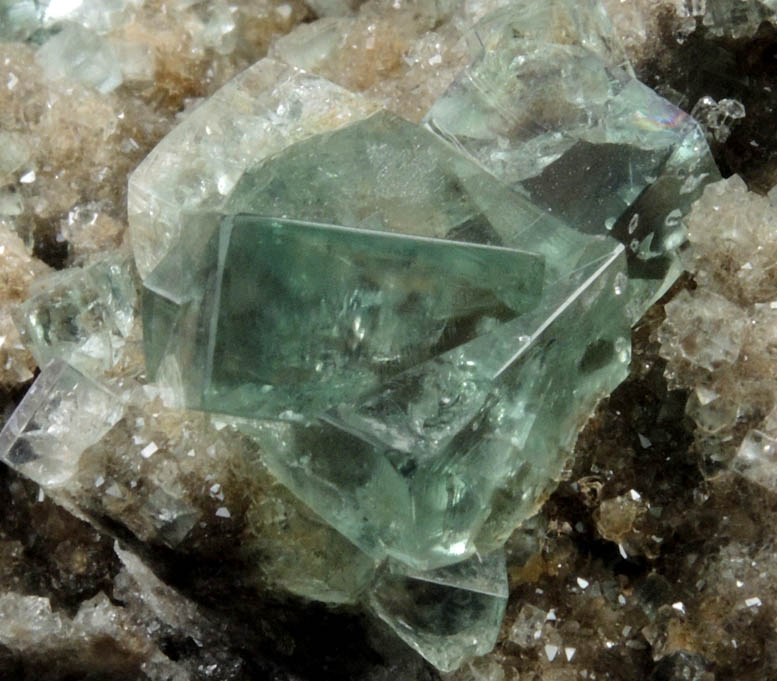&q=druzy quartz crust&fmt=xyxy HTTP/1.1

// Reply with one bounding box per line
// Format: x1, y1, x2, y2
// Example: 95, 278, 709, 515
0, 0, 724, 675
